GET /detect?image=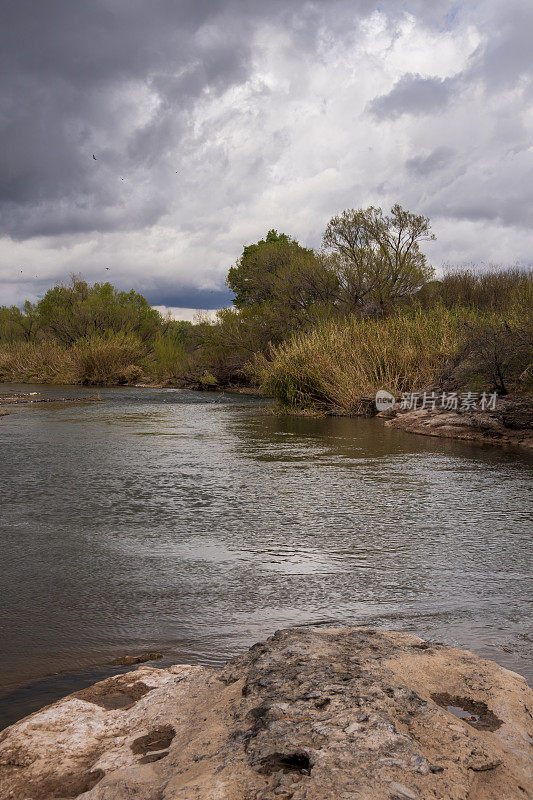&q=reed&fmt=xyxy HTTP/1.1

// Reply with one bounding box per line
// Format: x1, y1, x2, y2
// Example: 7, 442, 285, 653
72, 332, 144, 384
0, 341, 76, 383
0, 333, 145, 385
251, 307, 478, 413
